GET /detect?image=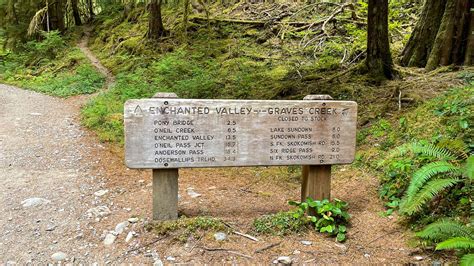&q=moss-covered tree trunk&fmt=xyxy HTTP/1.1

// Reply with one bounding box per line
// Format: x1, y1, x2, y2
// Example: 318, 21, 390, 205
48, 0, 66, 32
71, 0, 82, 26
88, 0, 94, 21
401, 0, 473, 70
465, 5, 474, 65
400, 0, 447, 67
148, 0, 166, 39
366, 0, 393, 79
